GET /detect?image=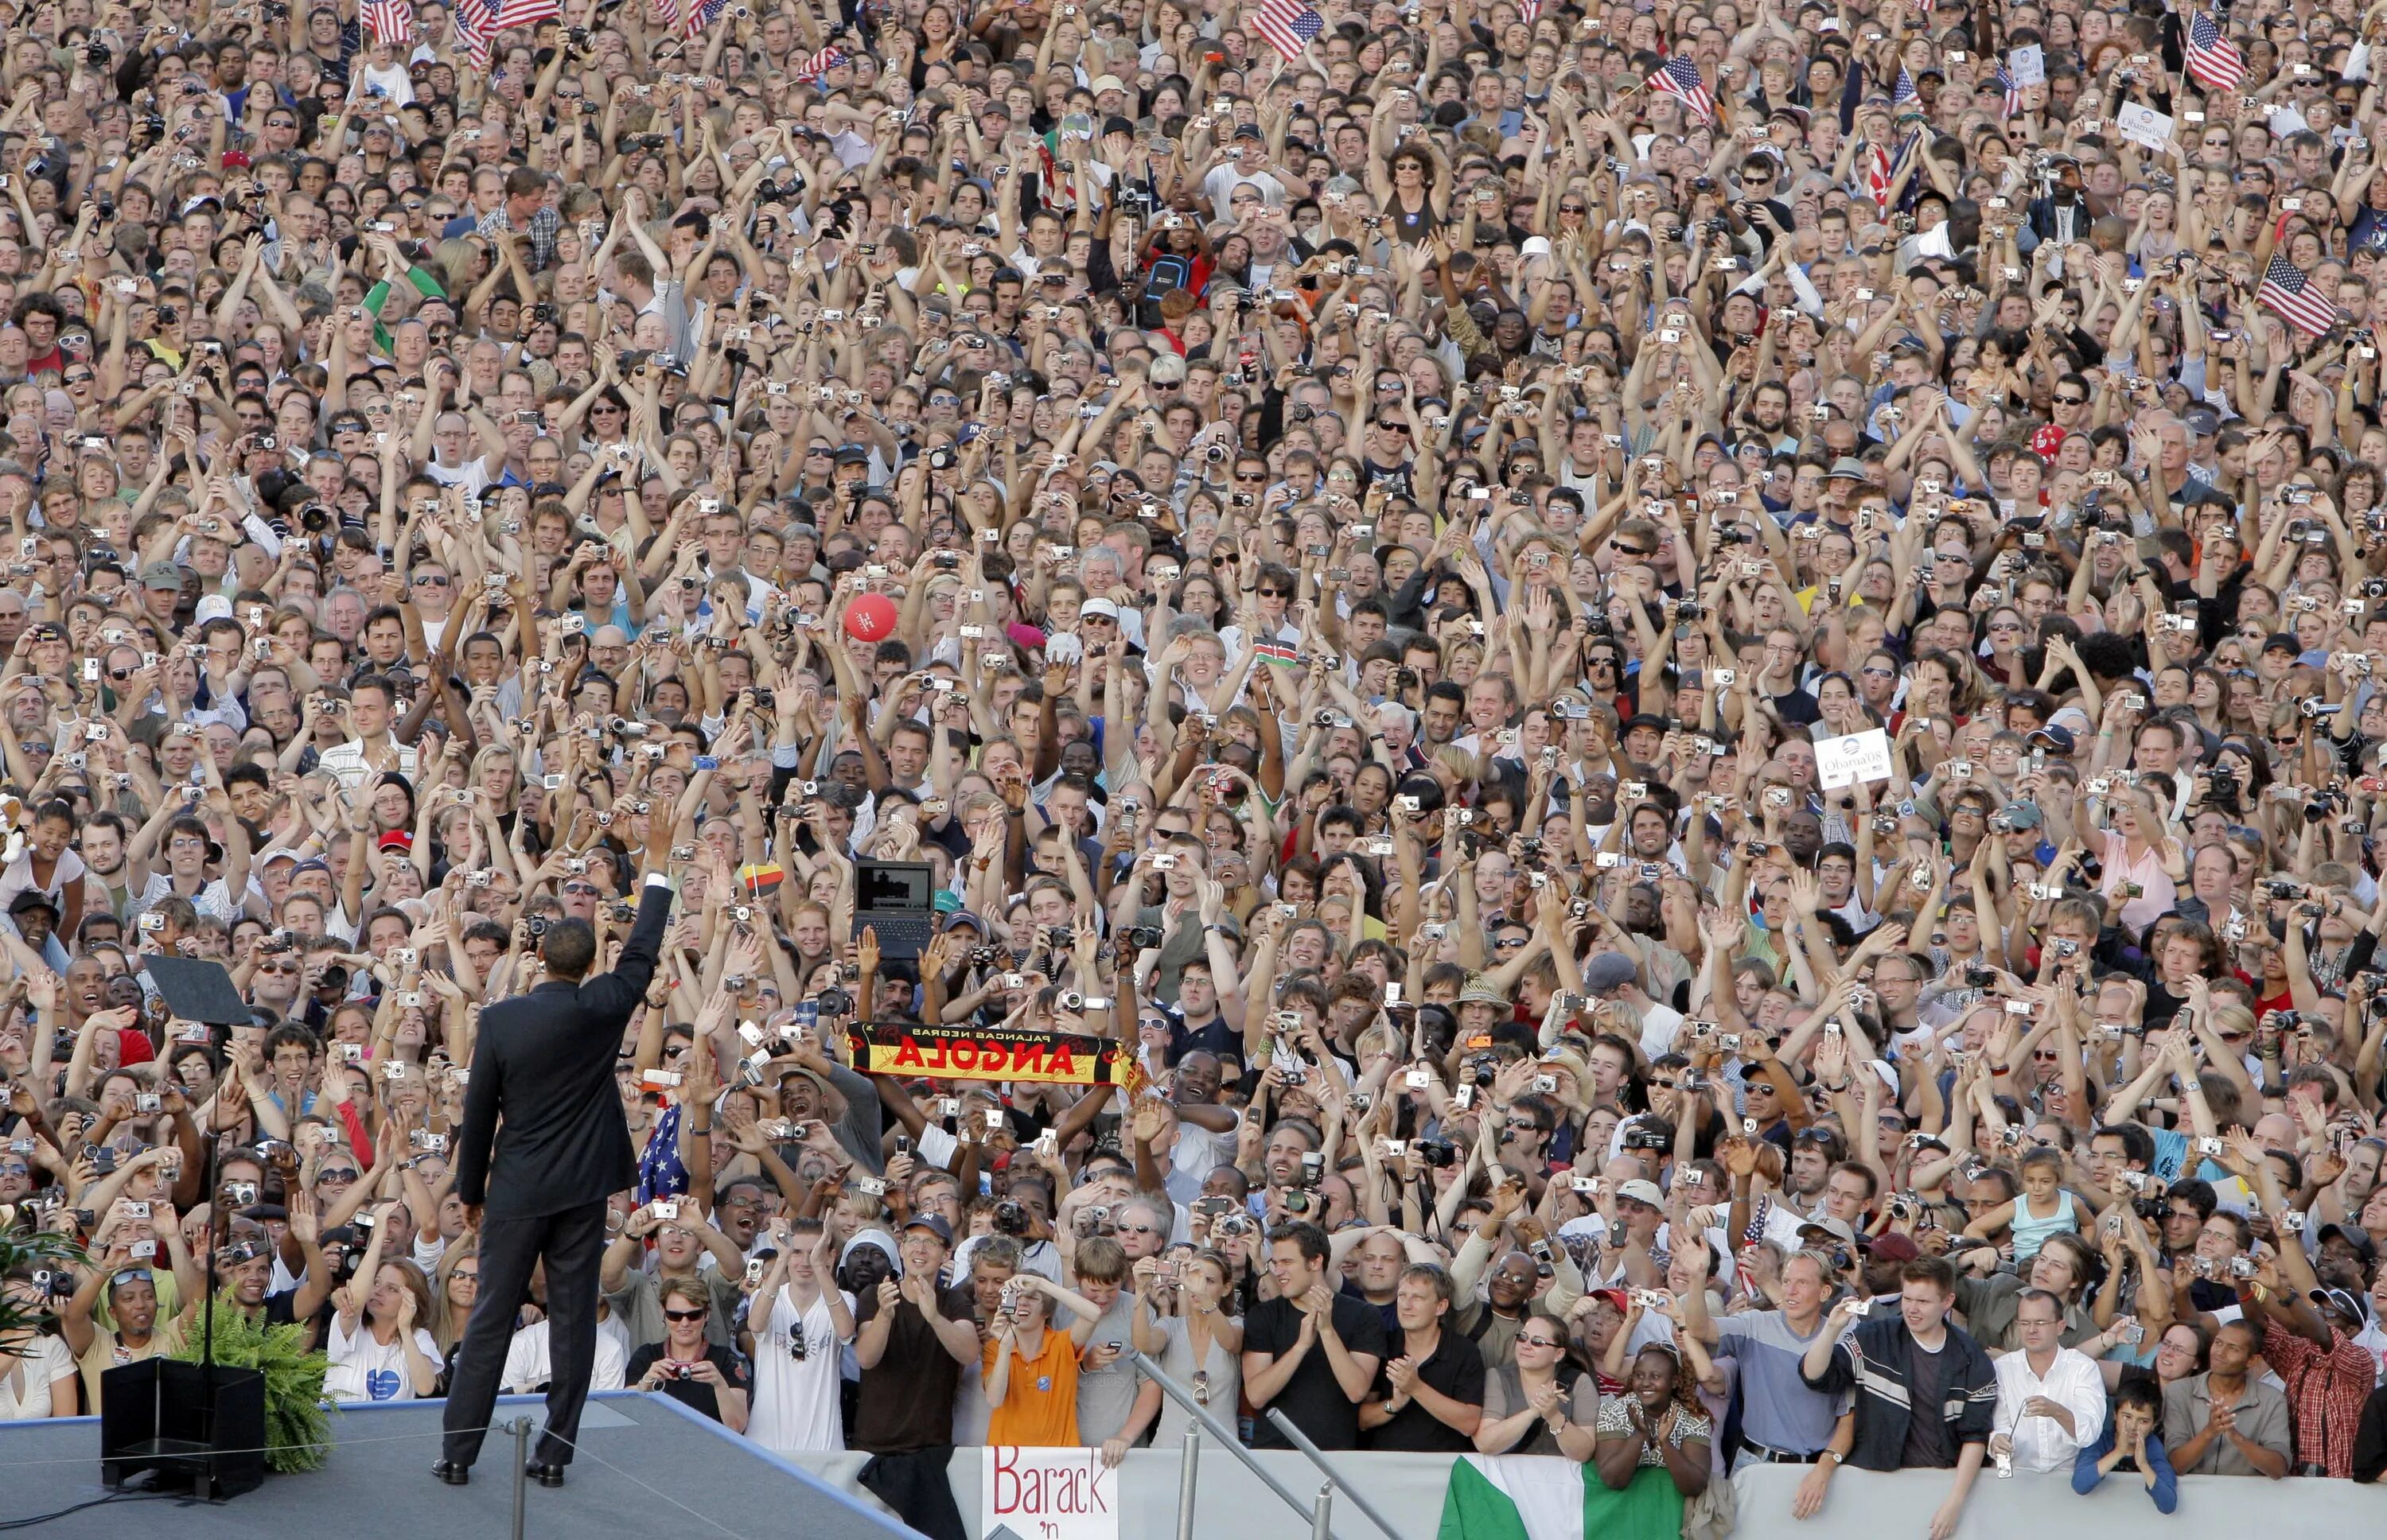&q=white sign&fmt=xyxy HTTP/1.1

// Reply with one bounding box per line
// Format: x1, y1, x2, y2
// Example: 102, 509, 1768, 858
983, 1445, 1120, 1540
2007, 45, 2045, 86
1815, 729, 1894, 789
2115, 103, 2175, 151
